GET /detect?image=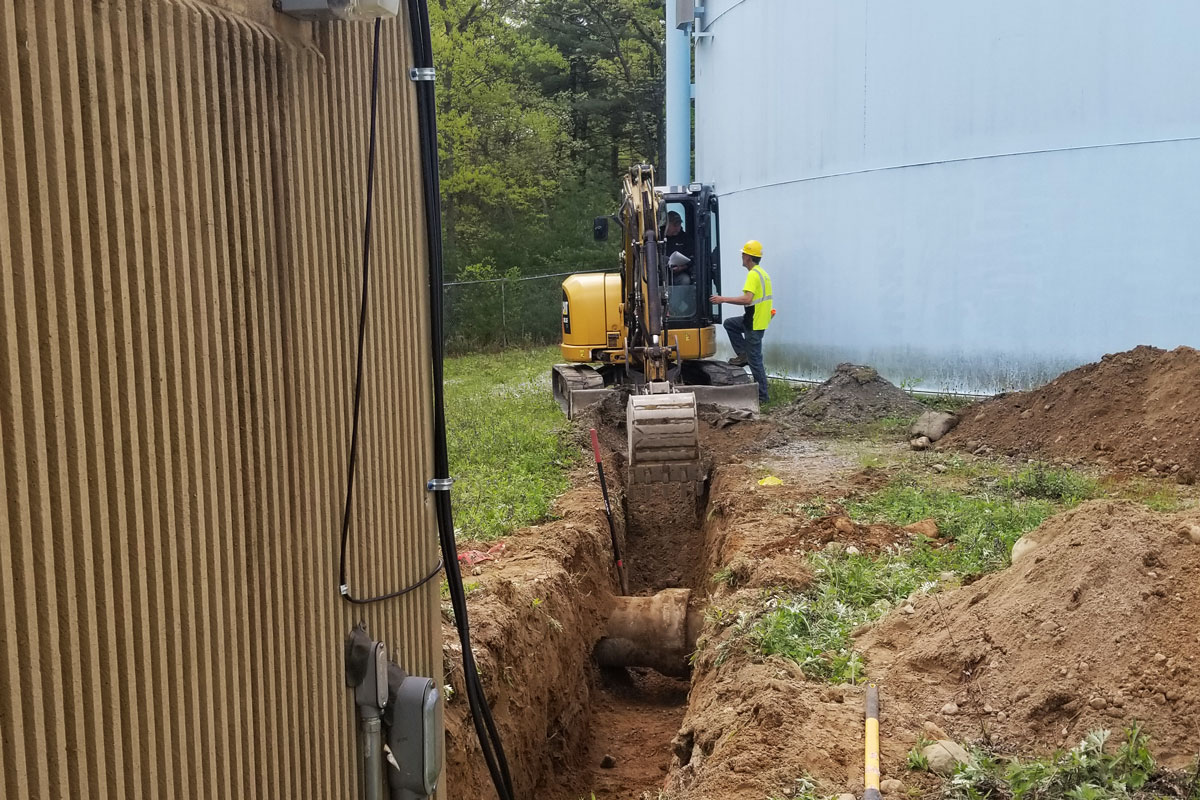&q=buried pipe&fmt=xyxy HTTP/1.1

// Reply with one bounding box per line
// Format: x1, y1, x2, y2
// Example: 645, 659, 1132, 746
593, 589, 704, 677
